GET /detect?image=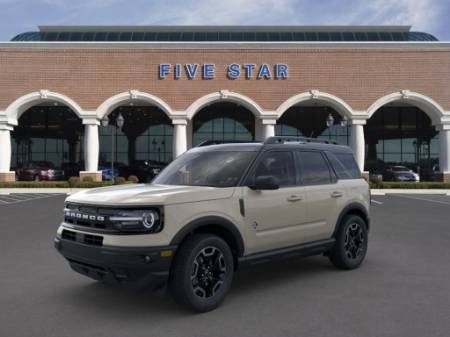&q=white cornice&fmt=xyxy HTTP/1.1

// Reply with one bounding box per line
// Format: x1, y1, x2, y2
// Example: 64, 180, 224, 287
1, 41, 450, 49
